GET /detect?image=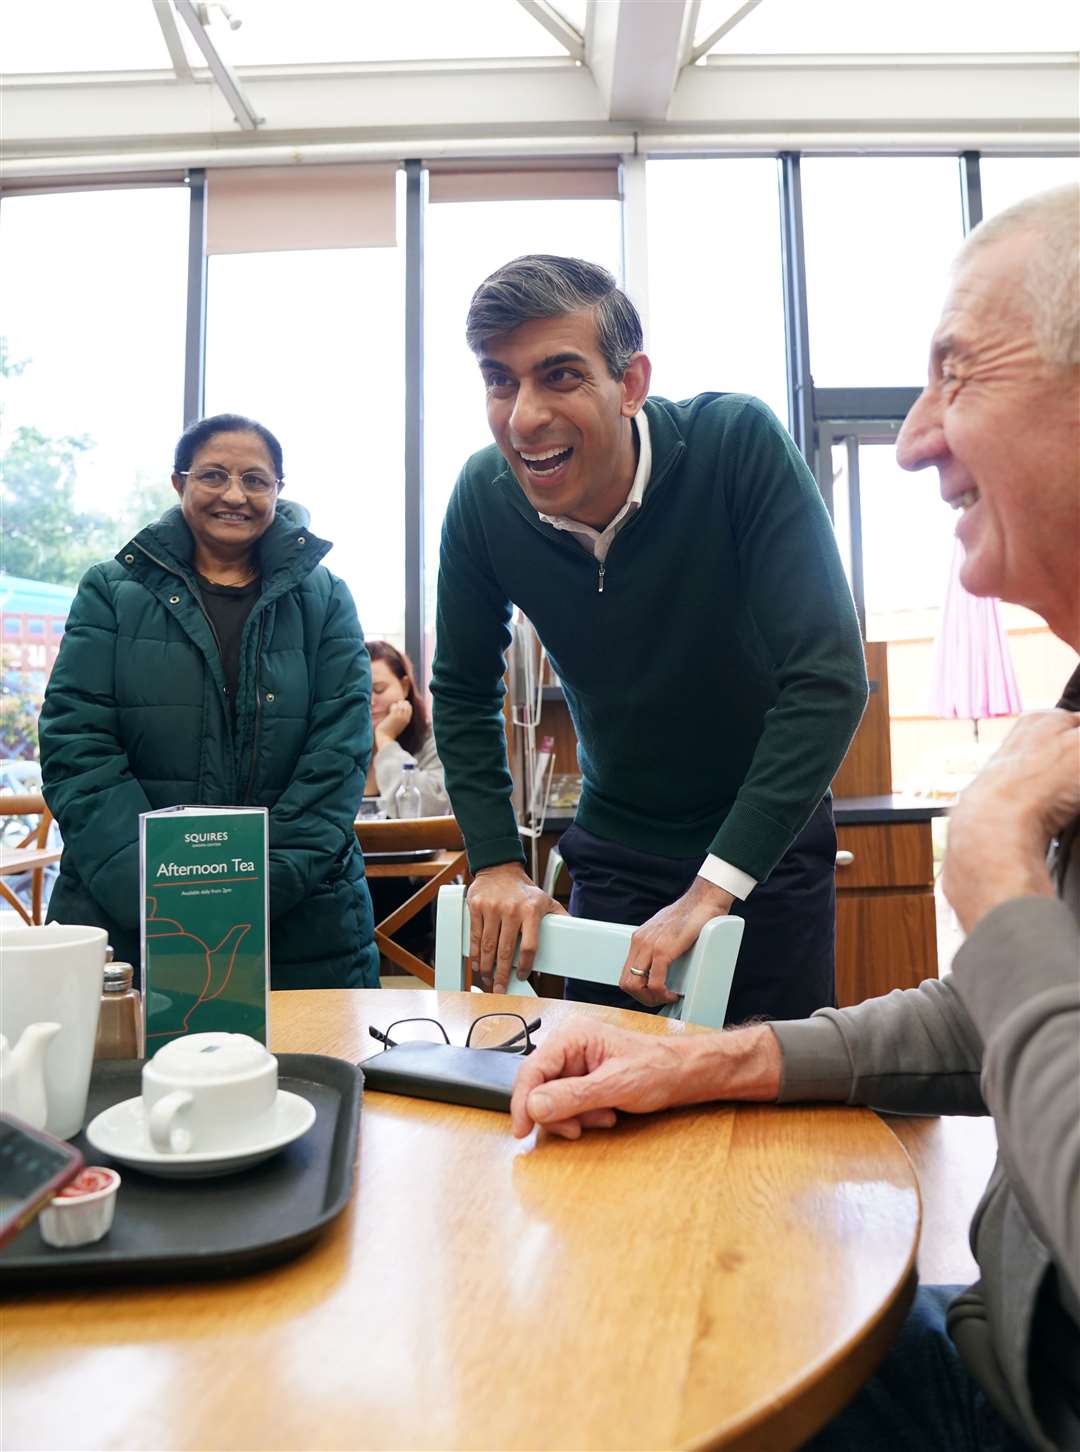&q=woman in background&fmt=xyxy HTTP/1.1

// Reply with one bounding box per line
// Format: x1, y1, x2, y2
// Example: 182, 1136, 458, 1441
365, 641, 449, 817
40, 412, 378, 990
